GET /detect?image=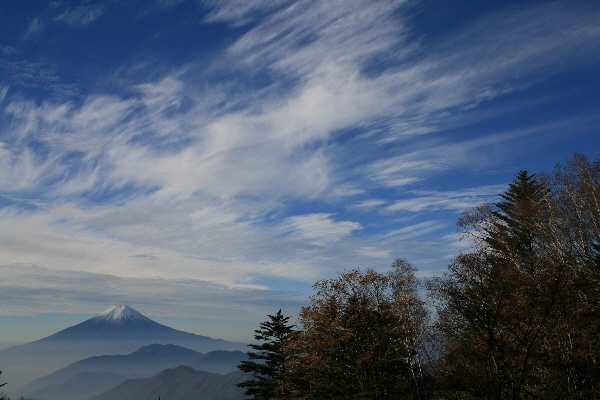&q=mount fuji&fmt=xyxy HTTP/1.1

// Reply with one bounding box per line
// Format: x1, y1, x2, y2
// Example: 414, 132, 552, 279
0, 305, 247, 392
45, 305, 211, 341
32, 305, 246, 348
